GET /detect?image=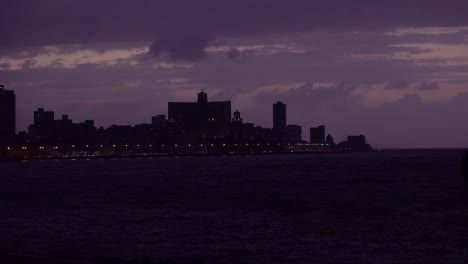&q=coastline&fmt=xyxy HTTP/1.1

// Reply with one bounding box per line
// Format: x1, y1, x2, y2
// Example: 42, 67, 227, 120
0, 149, 355, 162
